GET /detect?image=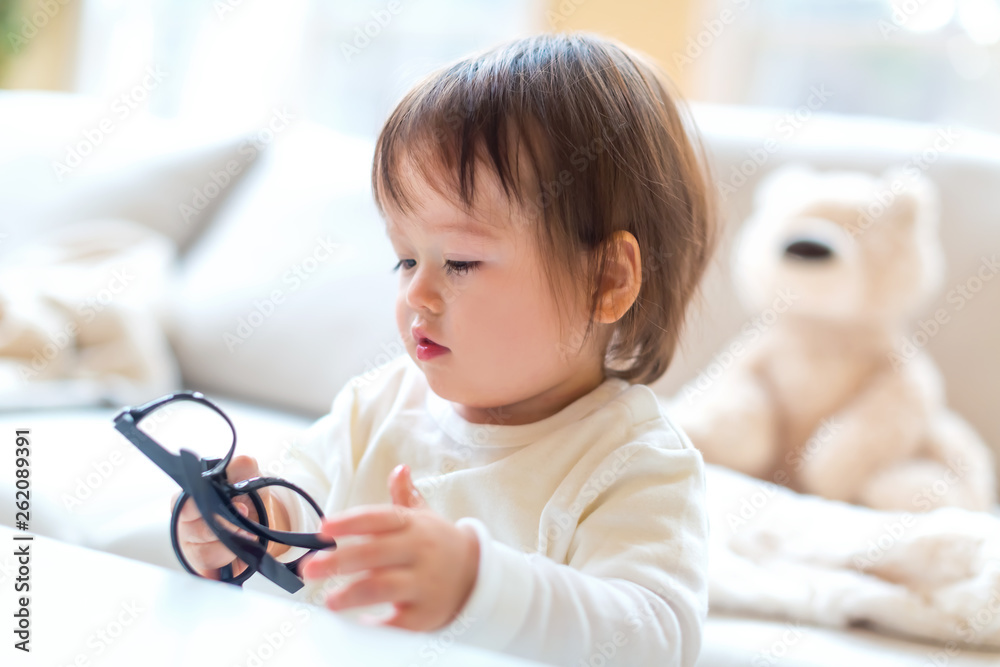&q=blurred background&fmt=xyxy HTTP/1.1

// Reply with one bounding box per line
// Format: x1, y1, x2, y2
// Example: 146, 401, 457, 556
1, 0, 998, 440
1, 0, 999, 465
2, 0, 998, 139
3, 4, 1000, 664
